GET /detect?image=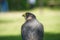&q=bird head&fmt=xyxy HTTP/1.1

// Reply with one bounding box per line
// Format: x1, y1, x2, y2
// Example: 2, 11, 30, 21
22, 12, 36, 20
